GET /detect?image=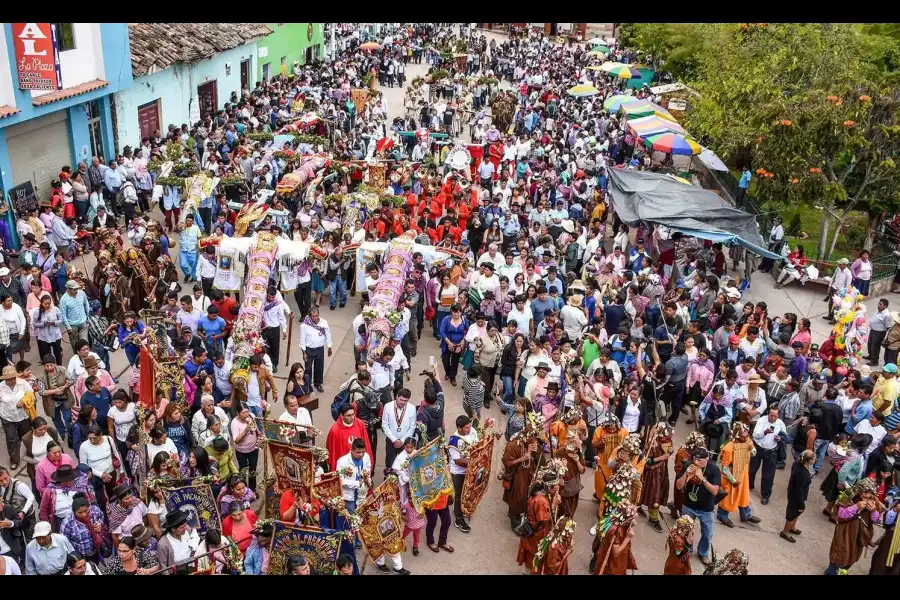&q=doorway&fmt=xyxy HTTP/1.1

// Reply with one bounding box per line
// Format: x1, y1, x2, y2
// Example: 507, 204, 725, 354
240, 59, 250, 90
137, 99, 161, 142
197, 81, 218, 119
